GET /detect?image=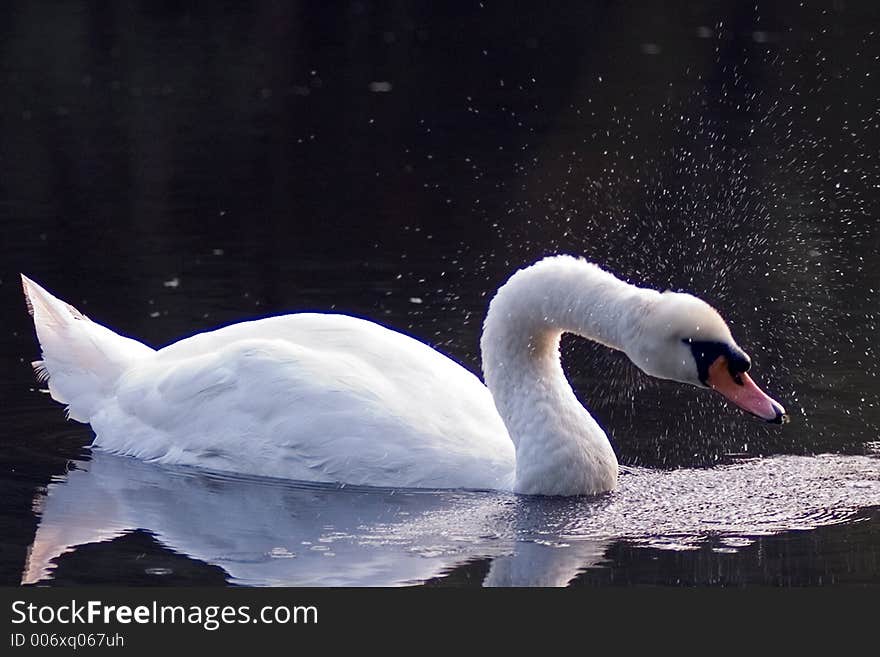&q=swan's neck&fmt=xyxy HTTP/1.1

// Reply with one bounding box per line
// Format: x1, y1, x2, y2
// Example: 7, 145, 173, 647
481, 257, 658, 496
